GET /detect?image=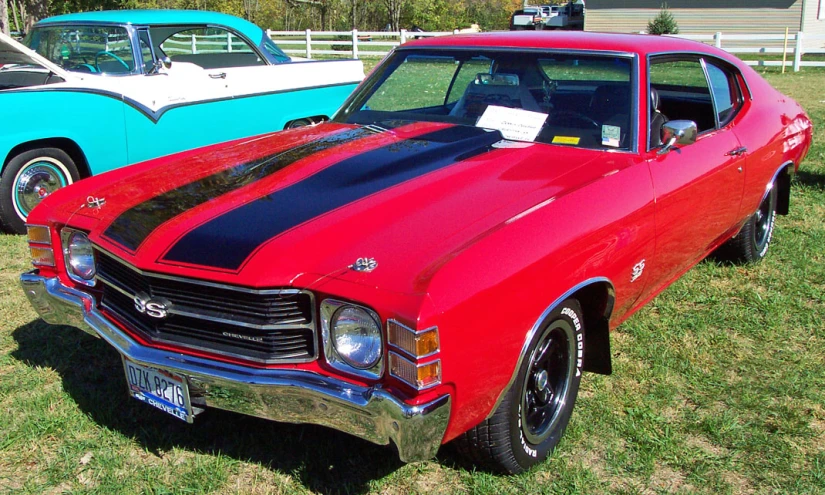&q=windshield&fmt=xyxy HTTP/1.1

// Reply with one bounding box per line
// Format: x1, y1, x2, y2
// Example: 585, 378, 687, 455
335, 49, 634, 150
24, 25, 136, 75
